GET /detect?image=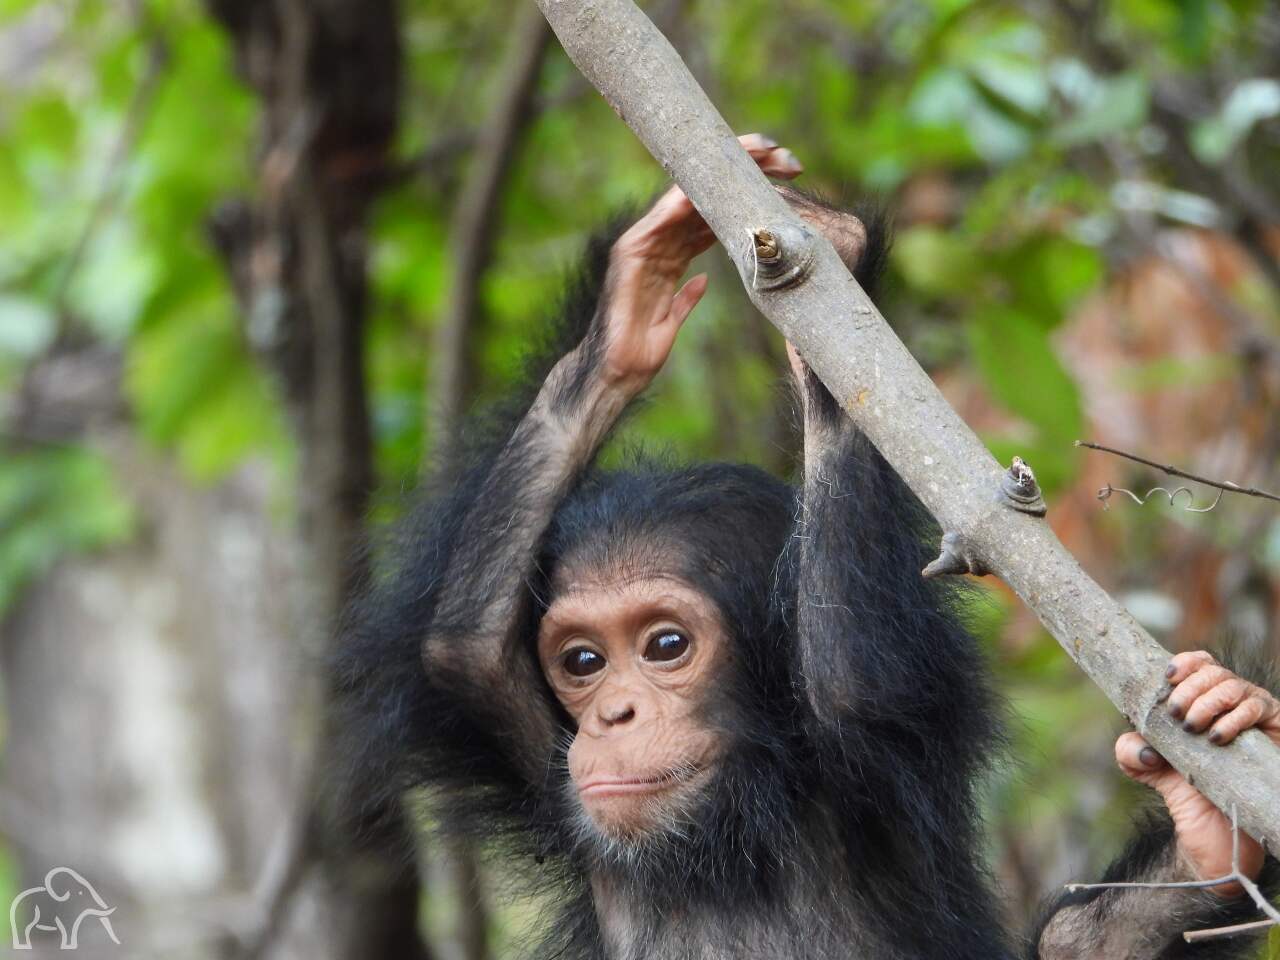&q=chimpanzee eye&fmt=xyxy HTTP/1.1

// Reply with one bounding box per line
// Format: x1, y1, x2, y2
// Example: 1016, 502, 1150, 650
563, 648, 605, 677
643, 631, 689, 662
